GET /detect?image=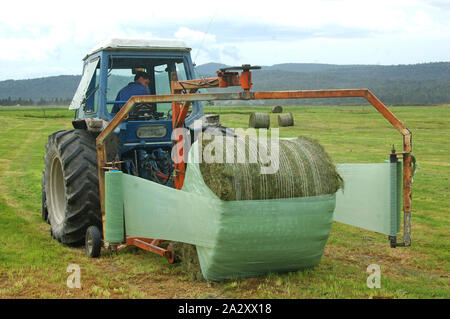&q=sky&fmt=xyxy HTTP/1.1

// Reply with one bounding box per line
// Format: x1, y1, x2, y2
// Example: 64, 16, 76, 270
0, 0, 449, 80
